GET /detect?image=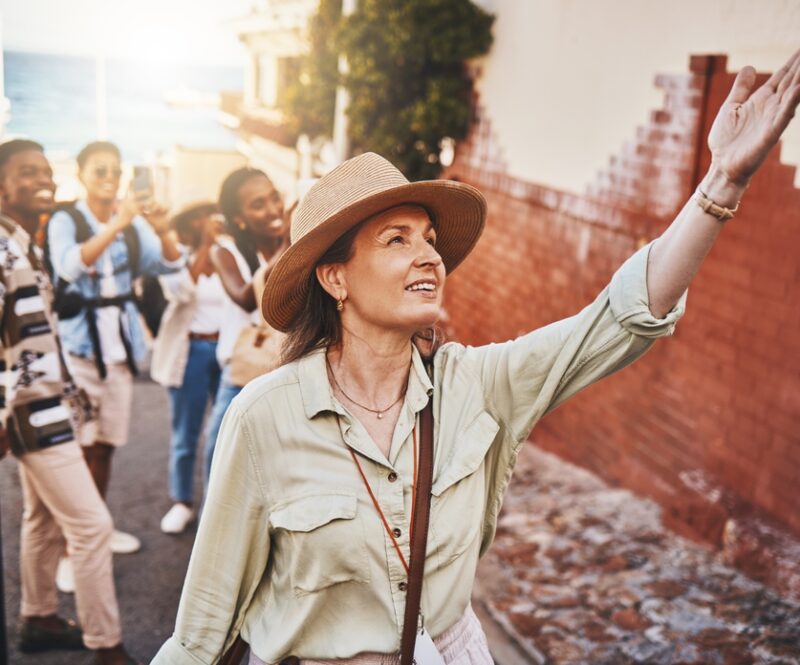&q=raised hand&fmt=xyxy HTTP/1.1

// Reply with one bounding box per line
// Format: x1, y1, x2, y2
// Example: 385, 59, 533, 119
707, 49, 800, 196
142, 203, 171, 236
